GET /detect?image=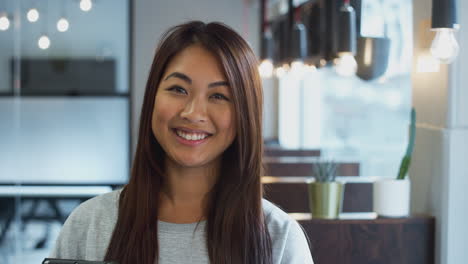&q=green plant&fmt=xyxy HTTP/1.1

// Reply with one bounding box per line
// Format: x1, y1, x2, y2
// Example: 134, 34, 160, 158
397, 108, 416, 180
313, 160, 338, 182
